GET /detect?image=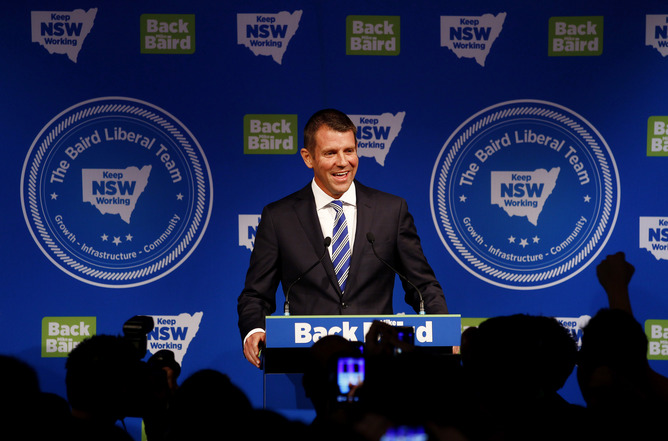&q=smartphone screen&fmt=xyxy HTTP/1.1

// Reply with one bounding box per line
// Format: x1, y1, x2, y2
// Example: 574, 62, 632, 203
395, 326, 415, 345
380, 425, 428, 441
392, 325, 415, 355
336, 356, 364, 401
